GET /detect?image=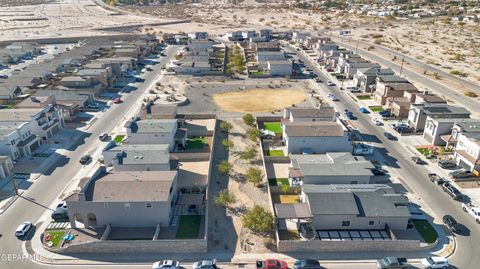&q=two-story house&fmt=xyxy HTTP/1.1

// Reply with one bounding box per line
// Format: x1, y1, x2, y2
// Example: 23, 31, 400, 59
124, 119, 187, 150
373, 75, 418, 105
450, 121, 480, 173
408, 104, 471, 132
353, 67, 394, 92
